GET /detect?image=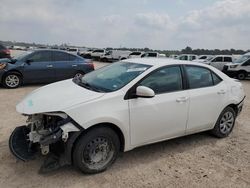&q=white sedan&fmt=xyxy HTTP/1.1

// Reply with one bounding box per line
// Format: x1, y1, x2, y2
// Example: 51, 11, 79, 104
9, 58, 245, 174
